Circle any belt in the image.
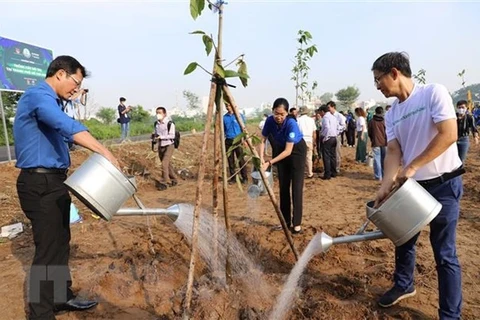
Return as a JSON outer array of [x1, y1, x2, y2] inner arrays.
[[22, 168, 69, 174], [417, 166, 465, 187]]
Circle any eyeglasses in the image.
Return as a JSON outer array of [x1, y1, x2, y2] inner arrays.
[[67, 73, 82, 88], [374, 72, 389, 87]]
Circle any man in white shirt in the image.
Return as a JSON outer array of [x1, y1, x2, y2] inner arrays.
[[372, 52, 464, 319], [327, 101, 346, 172], [297, 106, 317, 178], [318, 105, 338, 180]]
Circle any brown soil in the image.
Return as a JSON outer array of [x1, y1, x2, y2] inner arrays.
[[0, 132, 479, 320]]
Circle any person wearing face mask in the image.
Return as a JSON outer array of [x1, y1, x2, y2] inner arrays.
[[456, 100, 479, 163], [153, 106, 178, 190], [259, 98, 306, 234]]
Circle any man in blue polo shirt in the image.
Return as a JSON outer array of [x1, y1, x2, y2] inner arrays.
[[223, 102, 248, 184], [14, 55, 119, 320]]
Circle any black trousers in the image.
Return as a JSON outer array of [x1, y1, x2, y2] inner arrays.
[[17, 171, 74, 320], [225, 138, 247, 181], [315, 130, 322, 159], [346, 128, 356, 146], [322, 137, 337, 178], [275, 139, 307, 228]]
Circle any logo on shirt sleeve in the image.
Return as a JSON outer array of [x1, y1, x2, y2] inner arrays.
[[289, 132, 296, 139]]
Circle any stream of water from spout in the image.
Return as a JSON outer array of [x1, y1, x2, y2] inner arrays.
[[269, 233, 324, 320], [173, 203, 273, 303]]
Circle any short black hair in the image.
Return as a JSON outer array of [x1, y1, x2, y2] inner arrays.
[[156, 106, 167, 114], [375, 106, 384, 115], [319, 105, 329, 113], [120, 97, 126, 102], [46, 55, 88, 78], [456, 100, 467, 107], [371, 52, 412, 78], [326, 101, 336, 108], [272, 98, 289, 113]]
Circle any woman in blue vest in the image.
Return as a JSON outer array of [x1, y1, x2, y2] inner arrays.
[[259, 98, 307, 234]]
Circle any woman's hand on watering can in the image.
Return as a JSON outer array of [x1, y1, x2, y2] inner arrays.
[[261, 160, 271, 172]]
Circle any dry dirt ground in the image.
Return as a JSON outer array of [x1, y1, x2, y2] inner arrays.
[[0, 132, 479, 320]]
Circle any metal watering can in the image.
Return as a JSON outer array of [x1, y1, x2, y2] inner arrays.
[[247, 168, 273, 199], [64, 153, 181, 222], [318, 178, 443, 252]]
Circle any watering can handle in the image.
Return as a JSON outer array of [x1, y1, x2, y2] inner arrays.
[[356, 220, 370, 234]]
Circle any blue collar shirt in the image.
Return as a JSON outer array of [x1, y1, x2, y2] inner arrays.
[[223, 112, 245, 139], [13, 81, 88, 169], [262, 116, 303, 149]]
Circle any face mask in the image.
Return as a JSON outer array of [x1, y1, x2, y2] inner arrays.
[[458, 108, 466, 115], [156, 114, 164, 121]]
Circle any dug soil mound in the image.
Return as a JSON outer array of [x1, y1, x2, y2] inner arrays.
[[0, 133, 479, 319]]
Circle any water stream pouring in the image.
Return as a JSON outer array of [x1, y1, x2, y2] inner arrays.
[[64, 153, 181, 221], [316, 178, 443, 252]]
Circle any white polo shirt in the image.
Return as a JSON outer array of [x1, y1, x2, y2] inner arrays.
[[333, 111, 346, 135], [386, 83, 462, 180], [297, 115, 316, 143]]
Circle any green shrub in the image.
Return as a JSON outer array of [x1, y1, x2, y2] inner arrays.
[[0, 122, 13, 146], [0, 115, 263, 146]]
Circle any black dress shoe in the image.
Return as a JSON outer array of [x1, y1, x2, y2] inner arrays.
[[321, 176, 331, 180], [54, 298, 98, 313], [291, 226, 303, 234], [155, 180, 168, 191]]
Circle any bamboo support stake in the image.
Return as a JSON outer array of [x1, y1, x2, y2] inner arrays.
[[215, 89, 233, 283], [212, 96, 221, 276], [182, 81, 217, 320], [222, 84, 299, 261]]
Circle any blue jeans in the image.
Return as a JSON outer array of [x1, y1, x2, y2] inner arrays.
[[456, 136, 469, 163], [393, 176, 463, 319], [372, 146, 386, 180], [120, 122, 130, 141]]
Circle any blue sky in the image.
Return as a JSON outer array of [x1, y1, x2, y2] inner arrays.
[[1, 0, 479, 112]]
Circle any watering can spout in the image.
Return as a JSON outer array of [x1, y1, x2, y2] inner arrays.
[[319, 232, 334, 252], [115, 204, 181, 222], [317, 230, 386, 253], [164, 204, 180, 221]]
